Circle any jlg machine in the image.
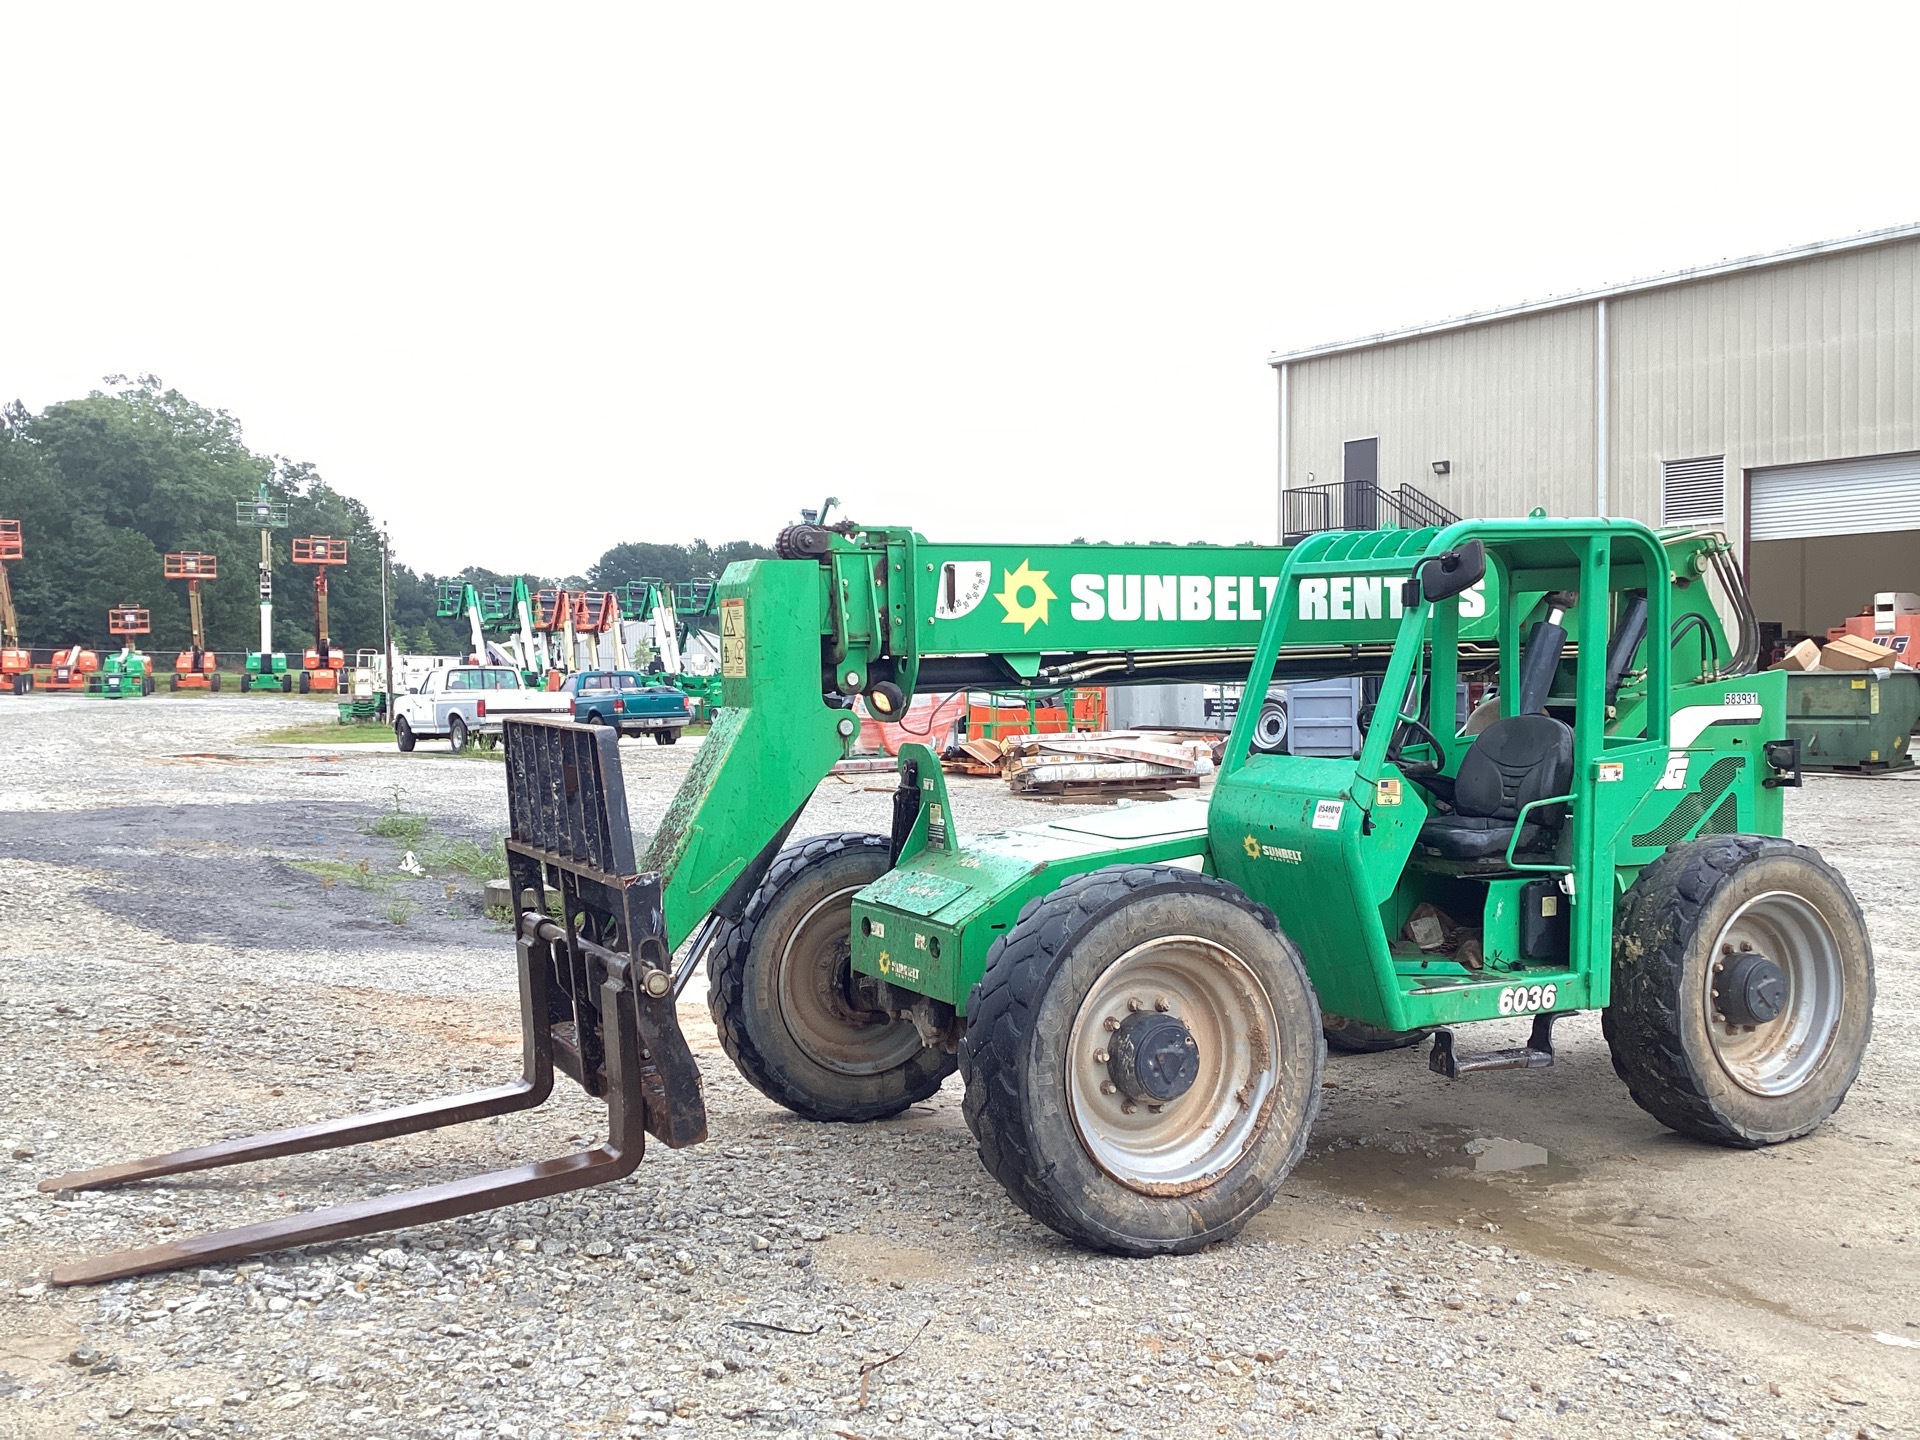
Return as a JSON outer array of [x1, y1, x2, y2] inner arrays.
[[0, 519, 29, 694], [98, 606, 154, 698], [236, 483, 292, 692], [290, 535, 348, 693], [164, 551, 221, 690], [43, 515, 1875, 1284]]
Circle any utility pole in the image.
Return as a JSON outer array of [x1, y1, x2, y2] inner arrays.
[[380, 529, 397, 715]]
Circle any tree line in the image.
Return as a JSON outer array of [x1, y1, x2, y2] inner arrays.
[[0, 377, 773, 657]]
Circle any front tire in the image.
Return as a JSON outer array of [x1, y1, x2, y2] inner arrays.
[[298, 671, 312, 694], [210, 672, 222, 692], [1604, 835, 1873, 1147], [961, 865, 1323, 1256], [395, 718, 416, 752], [448, 714, 470, 752], [708, 832, 955, 1122]]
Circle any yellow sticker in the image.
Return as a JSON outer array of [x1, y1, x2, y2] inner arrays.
[[1598, 761, 1624, 782], [1870, 682, 1880, 715], [1376, 778, 1403, 806], [720, 597, 748, 678], [1851, 678, 1867, 689]]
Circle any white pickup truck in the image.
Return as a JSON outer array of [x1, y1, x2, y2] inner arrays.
[[391, 665, 571, 752]]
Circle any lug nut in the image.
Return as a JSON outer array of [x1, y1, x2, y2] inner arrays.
[[1146, 1103, 1163, 1114], [1102, 1016, 1121, 1032], [1093, 1049, 1109, 1064], [1121, 1102, 1137, 1115], [1153, 995, 1169, 1013], [1126, 997, 1144, 1012], [1100, 1081, 1118, 1095]]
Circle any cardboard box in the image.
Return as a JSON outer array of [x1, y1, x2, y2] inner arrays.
[[1819, 633, 1899, 671], [1771, 638, 1823, 672]]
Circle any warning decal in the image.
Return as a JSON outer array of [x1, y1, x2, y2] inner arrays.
[[720, 598, 748, 677]]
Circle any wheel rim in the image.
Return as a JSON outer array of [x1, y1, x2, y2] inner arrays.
[[1704, 890, 1844, 1097], [1254, 702, 1287, 751], [776, 884, 922, 1076], [1065, 934, 1279, 1193]]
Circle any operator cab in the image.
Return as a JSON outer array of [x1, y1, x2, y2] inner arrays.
[[1404, 598, 1576, 868]]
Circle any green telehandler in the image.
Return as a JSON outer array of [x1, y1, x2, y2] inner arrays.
[[45, 513, 1872, 1282]]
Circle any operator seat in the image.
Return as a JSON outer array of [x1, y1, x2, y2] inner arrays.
[[1414, 714, 1573, 861]]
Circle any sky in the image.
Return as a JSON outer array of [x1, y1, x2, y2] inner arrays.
[[3, 2, 1917, 578]]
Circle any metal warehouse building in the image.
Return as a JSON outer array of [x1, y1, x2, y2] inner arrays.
[[1269, 222, 1920, 647]]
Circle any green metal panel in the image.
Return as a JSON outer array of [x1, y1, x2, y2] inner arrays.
[[642, 559, 850, 946], [848, 798, 1213, 1009]]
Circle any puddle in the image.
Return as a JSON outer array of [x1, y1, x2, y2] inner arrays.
[[1300, 1127, 1581, 1192]]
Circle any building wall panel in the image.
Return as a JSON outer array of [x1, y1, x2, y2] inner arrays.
[[1281, 236, 1920, 540], [1284, 306, 1595, 525], [1607, 241, 1919, 527]]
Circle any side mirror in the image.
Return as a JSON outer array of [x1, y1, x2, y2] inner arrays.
[[1403, 540, 1487, 606], [407, 686, 419, 695]]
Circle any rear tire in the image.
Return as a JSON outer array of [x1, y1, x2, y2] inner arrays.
[[169, 674, 180, 692], [395, 718, 416, 752], [448, 714, 470, 752], [298, 671, 312, 694], [961, 865, 1323, 1255], [708, 832, 955, 1122], [141, 674, 155, 696], [210, 672, 222, 692], [1604, 834, 1873, 1147], [280, 675, 292, 693], [241, 673, 252, 693], [655, 730, 678, 745], [1323, 1015, 1431, 1053]]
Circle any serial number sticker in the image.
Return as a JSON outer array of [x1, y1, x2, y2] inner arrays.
[[1724, 691, 1759, 706], [1498, 983, 1558, 1016], [1311, 799, 1344, 831], [1376, 778, 1403, 806], [1597, 761, 1623, 782]]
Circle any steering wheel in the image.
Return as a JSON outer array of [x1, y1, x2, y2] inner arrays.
[[1385, 712, 1444, 768]]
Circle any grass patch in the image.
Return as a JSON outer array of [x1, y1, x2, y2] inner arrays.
[[418, 834, 506, 878], [383, 901, 416, 926], [255, 721, 391, 745], [292, 858, 402, 896], [366, 811, 428, 842]]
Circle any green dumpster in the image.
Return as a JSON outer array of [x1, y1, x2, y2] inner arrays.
[[1785, 670, 1920, 773]]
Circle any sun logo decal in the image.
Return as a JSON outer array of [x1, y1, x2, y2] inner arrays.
[[995, 560, 1056, 632], [1243, 834, 1261, 859]]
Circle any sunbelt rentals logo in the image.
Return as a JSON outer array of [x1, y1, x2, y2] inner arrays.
[[996, 560, 1056, 632]]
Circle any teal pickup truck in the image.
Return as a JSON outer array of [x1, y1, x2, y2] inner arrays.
[[561, 670, 693, 743]]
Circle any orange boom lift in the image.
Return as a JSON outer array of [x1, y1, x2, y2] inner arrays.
[[164, 552, 221, 690], [0, 519, 30, 694], [291, 536, 348, 693]]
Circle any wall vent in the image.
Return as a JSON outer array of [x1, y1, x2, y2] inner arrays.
[[1662, 455, 1726, 524]]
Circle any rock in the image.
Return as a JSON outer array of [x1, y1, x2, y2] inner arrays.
[[65, 1346, 101, 1367], [1497, 1406, 1518, 1422]]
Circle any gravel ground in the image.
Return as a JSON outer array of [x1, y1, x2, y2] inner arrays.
[[0, 693, 1914, 1440]]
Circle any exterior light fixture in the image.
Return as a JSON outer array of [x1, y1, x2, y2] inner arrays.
[[1431, 460, 1451, 476]]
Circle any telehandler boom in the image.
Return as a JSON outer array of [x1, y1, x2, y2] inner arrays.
[[47, 513, 1872, 1281]]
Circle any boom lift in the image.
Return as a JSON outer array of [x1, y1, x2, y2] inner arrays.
[[0, 519, 29, 694], [573, 591, 625, 671], [291, 536, 348, 693], [46, 515, 1874, 1284], [236, 484, 292, 692], [98, 607, 154, 698], [533, 587, 576, 680], [164, 552, 221, 691], [436, 577, 541, 680]]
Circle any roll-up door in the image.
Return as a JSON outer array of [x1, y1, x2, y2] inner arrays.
[[1749, 451, 1920, 541]]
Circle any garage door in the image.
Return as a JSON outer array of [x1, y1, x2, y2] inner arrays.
[[1749, 451, 1920, 541]]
